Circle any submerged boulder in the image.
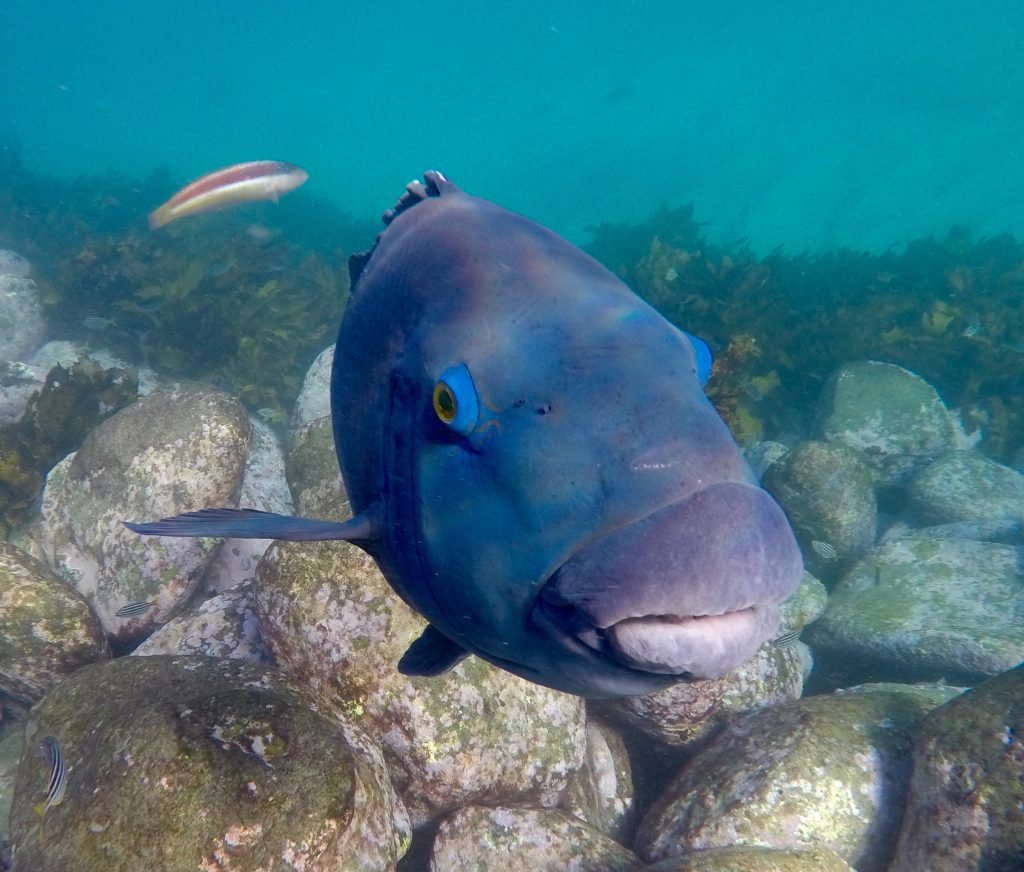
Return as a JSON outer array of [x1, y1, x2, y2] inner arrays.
[[817, 360, 957, 487], [890, 664, 1024, 871], [37, 383, 250, 644], [0, 541, 107, 702], [635, 685, 960, 871], [255, 538, 586, 825], [762, 441, 876, 581], [907, 450, 1024, 525], [807, 537, 1024, 681], [8, 656, 410, 871], [430, 805, 639, 872]]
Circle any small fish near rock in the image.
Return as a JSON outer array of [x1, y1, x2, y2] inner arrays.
[[127, 172, 803, 697]]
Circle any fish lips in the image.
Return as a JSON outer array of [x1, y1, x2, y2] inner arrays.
[[537, 481, 803, 680]]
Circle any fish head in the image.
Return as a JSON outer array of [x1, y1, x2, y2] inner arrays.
[[336, 174, 803, 697]]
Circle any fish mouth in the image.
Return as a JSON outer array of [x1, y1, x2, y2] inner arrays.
[[537, 481, 802, 679]]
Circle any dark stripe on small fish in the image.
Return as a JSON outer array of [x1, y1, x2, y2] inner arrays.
[[770, 627, 802, 648], [38, 736, 67, 814], [165, 161, 298, 205], [810, 539, 839, 560], [115, 600, 154, 618]]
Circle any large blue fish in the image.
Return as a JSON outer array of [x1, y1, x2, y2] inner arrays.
[[127, 172, 802, 697]]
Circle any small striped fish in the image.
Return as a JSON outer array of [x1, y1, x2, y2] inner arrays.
[[115, 600, 154, 618], [33, 736, 67, 817], [770, 627, 803, 648], [148, 161, 308, 229], [811, 539, 839, 560]]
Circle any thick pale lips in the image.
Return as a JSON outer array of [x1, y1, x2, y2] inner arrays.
[[541, 481, 802, 679]]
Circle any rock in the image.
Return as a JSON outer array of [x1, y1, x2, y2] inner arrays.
[[763, 441, 876, 581], [559, 719, 634, 843], [641, 845, 855, 871], [0, 360, 47, 426], [806, 537, 1024, 681], [0, 541, 108, 702], [890, 664, 1024, 870], [0, 250, 31, 279], [0, 274, 45, 363], [817, 360, 957, 487], [202, 416, 294, 595], [430, 805, 639, 871], [255, 539, 586, 824], [8, 656, 411, 871], [37, 383, 250, 643], [290, 345, 333, 431], [0, 719, 26, 862], [907, 450, 1024, 525], [744, 441, 790, 481], [131, 579, 269, 662], [635, 686, 956, 871], [597, 573, 825, 747], [285, 415, 348, 518]]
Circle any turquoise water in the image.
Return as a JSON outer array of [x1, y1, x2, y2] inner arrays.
[[4, 0, 1024, 252]]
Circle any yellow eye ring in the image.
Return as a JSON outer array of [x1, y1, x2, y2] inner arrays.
[[433, 381, 457, 423]]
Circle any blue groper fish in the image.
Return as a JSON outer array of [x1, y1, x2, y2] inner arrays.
[[127, 172, 803, 697]]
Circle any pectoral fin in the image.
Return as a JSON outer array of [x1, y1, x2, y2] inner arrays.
[[124, 506, 379, 544], [398, 625, 470, 676]]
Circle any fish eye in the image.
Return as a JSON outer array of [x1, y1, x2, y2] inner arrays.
[[432, 364, 479, 435]]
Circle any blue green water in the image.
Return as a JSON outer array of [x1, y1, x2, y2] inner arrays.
[[4, 0, 1024, 252]]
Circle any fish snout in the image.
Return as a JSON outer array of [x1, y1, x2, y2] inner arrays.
[[539, 481, 802, 679]]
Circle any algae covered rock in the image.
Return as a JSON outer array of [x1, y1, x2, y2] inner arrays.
[[907, 450, 1024, 525], [559, 718, 634, 843], [817, 360, 955, 487], [255, 538, 586, 824], [201, 415, 294, 595], [430, 805, 639, 871], [131, 578, 269, 662], [635, 686, 954, 871], [37, 382, 250, 642], [762, 441, 876, 580], [8, 656, 410, 871], [806, 537, 1024, 681], [642, 845, 855, 871], [0, 274, 45, 363], [285, 345, 347, 519], [0, 541, 107, 702], [890, 664, 1024, 871]]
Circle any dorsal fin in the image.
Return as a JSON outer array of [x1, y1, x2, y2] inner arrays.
[[348, 171, 458, 288]]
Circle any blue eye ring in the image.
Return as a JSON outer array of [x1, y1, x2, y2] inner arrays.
[[432, 363, 479, 435]]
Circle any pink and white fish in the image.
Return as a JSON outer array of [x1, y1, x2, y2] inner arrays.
[[147, 160, 308, 230]]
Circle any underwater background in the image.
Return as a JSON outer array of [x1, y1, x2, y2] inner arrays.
[[2, 2, 1024, 870]]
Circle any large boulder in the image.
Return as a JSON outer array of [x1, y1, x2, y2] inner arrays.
[[201, 415, 294, 595], [635, 685, 961, 871], [907, 450, 1024, 525], [0, 541, 107, 702], [763, 442, 877, 581], [0, 274, 45, 364], [131, 579, 269, 662], [37, 383, 250, 643], [8, 656, 411, 871], [806, 537, 1024, 681], [255, 538, 586, 824], [430, 805, 639, 871], [816, 361, 958, 487], [890, 664, 1024, 870]]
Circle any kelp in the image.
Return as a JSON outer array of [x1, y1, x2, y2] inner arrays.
[[0, 164, 364, 416], [0, 360, 137, 532], [586, 212, 1024, 460]]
